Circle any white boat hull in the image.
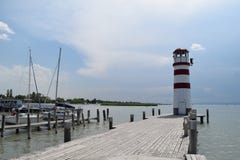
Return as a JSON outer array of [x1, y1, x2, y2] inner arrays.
[[5, 114, 41, 124]]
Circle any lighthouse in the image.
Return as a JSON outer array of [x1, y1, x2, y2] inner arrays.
[[173, 48, 193, 115]]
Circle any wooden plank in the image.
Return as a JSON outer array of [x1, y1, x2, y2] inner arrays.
[[17, 116, 191, 160], [185, 154, 207, 160]]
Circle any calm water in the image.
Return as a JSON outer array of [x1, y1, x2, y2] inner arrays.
[[0, 104, 240, 160]]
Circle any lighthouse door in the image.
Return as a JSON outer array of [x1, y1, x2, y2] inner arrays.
[[179, 101, 186, 115]]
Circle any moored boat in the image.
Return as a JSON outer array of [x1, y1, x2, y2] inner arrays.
[[5, 113, 42, 125]]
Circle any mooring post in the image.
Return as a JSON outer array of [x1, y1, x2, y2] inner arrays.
[[1, 115, 5, 137], [87, 110, 90, 123], [79, 109, 83, 123], [152, 108, 155, 116], [77, 109, 80, 125], [189, 110, 197, 120], [64, 122, 71, 143], [48, 112, 51, 130], [143, 111, 146, 120], [158, 109, 161, 116], [107, 108, 109, 119], [27, 113, 31, 139], [82, 112, 85, 127], [103, 110, 106, 121], [55, 116, 58, 134], [188, 119, 197, 154], [36, 113, 41, 131], [200, 116, 204, 124], [130, 114, 134, 122], [16, 110, 19, 133], [63, 111, 66, 123], [183, 116, 189, 137], [206, 109, 209, 124], [72, 114, 75, 130], [109, 117, 113, 129], [97, 109, 100, 123]]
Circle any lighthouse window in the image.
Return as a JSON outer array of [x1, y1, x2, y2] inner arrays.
[[177, 54, 180, 57]]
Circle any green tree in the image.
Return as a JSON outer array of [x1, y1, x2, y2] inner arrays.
[[0, 94, 6, 98], [15, 95, 26, 100], [9, 89, 13, 98], [6, 89, 10, 97]]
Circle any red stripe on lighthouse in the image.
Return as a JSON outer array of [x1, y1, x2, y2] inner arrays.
[[174, 83, 191, 89], [173, 62, 190, 66], [174, 69, 189, 75]]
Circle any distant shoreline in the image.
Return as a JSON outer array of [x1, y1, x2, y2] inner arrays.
[[100, 102, 160, 106]]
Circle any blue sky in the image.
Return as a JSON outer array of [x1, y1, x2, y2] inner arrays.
[[0, 0, 240, 103]]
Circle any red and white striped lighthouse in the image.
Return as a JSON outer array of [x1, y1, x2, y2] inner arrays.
[[173, 48, 193, 115]]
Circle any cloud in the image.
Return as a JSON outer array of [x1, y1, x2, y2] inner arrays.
[[0, 33, 9, 40], [9, 0, 217, 77], [0, 64, 61, 98], [0, 21, 14, 40], [190, 43, 206, 51]]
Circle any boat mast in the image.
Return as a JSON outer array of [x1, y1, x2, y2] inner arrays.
[[30, 52, 42, 111], [55, 48, 61, 102], [54, 48, 61, 120], [28, 49, 32, 114]]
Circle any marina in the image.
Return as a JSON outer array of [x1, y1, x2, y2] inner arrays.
[[0, 48, 236, 160], [1, 104, 240, 160]]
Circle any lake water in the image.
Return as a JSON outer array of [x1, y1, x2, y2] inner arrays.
[[0, 104, 239, 160]]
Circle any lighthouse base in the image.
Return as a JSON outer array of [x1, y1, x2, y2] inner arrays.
[[173, 108, 192, 115], [173, 108, 179, 115]]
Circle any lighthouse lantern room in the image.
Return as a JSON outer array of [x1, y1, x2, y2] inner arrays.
[[173, 48, 193, 115]]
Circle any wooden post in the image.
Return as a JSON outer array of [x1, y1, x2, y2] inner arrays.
[[152, 108, 155, 116], [72, 114, 75, 130], [206, 109, 209, 124], [143, 111, 146, 120], [130, 114, 134, 122], [16, 110, 19, 133], [77, 109, 80, 125], [55, 116, 58, 134], [158, 109, 161, 116], [183, 116, 189, 137], [200, 116, 204, 124], [107, 108, 109, 119], [48, 112, 51, 130], [63, 111, 66, 123], [188, 119, 197, 154], [109, 117, 113, 129], [1, 115, 5, 137], [103, 110, 106, 121], [87, 110, 90, 123], [82, 112, 85, 127], [97, 109, 100, 123], [37, 113, 40, 131], [189, 110, 197, 120], [64, 122, 71, 143], [27, 113, 31, 139]]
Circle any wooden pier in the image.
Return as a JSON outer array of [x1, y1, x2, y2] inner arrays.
[[15, 115, 206, 160]]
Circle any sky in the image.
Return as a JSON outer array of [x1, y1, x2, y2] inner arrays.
[[0, 0, 240, 104]]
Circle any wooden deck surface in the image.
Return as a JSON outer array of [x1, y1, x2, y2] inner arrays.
[[16, 115, 189, 160]]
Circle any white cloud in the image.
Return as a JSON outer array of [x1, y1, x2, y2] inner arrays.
[[0, 21, 14, 34], [0, 64, 60, 98], [0, 21, 14, 40], [10, 0, 217, 77], [0, 33, 9, 40], [190, 43, 206, 51]]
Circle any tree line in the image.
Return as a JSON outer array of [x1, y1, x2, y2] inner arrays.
[[0, 89, 159, 106], [0, 89, 101, 104]]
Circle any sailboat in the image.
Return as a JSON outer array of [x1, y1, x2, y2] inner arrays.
[[5, 49, 43, 124], [42, 48, 76, 121]]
